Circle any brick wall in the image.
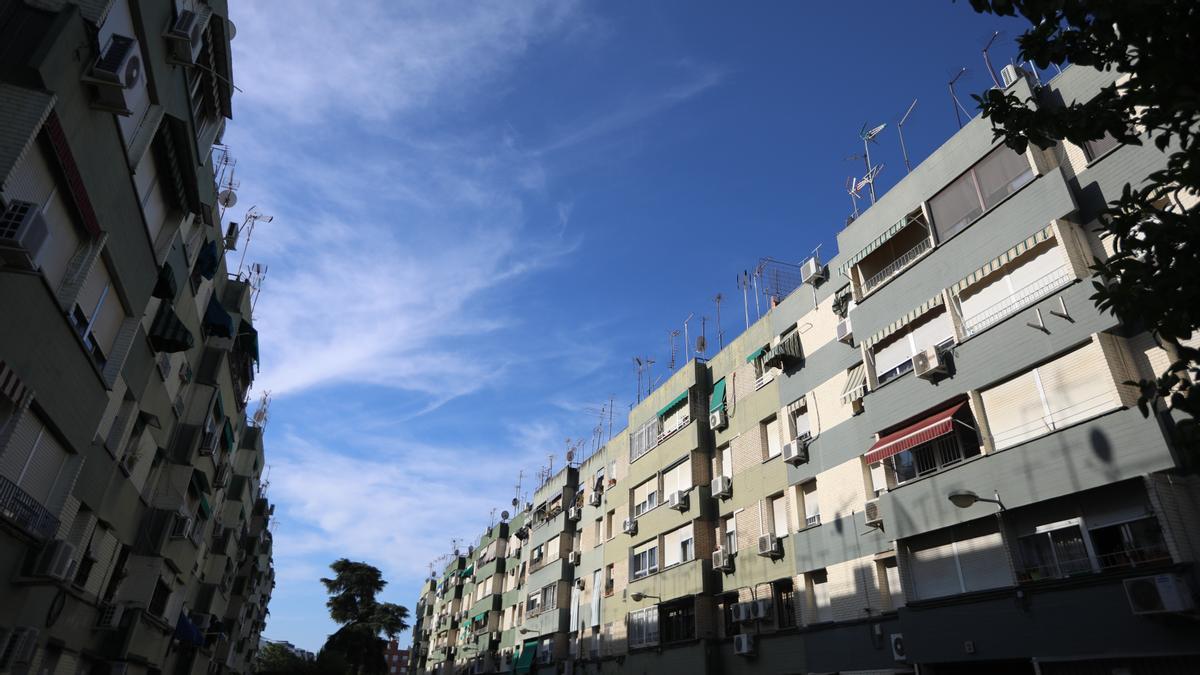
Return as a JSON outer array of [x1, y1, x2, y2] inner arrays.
[[816, 458, 869, 522]]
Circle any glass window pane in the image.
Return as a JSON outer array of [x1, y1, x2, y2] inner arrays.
[[930, 171, 983, 240], [975, 146, 1035, 209]]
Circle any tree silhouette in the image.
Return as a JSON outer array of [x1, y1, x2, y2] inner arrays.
[[319, 559, 410, 674]]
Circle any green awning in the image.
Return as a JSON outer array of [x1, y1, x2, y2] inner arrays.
[[514, 640, 539, 673], [190, 468, 212, 495], [237, 320, 260, 364], [198, 495, 212, 519], [152, 262, 178, 300], [865, 293, 945, 348], [841, 363, 868, 404], [950, 224, 1056, 296], [709, 379, 726, 413], [746, 346, 766, 363], [222, 419, 235, 452], [656, 390, 688, 418], [462, 565, 474, 577], [838, 211, 926, 278], [473, 612, 487, 622], [148, 302, 194, 353]]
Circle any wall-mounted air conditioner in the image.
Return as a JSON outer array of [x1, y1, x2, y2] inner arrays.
[[782, 433, 812, 466], [836, 318, 853, 344], [87, 35, 142, 114], [709, 408, 728, 431], [734, 633, 755, 655], [165, 9, 206, 65], [757, 534, 781, 559], [800, 257, 827, 285], [567, 506, 581, 522], [622, 518, 637, 536], [913, 346, 949, 380], [667, 491, 689, 512], [588, 491, 603, 507], [1124, 574, 1195, 614], [712, 549, 734, 573], [711, 475, 732, 499], [864, 498, 883, 528], [731, 603, 753, 623], [0, 200, 50, 270], [33, 540, 77, 581]]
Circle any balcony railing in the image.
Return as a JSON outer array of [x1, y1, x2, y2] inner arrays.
[[862, 237, 932, 295], [0, 473, 58, 540], [961, 264, 1072, 336], [1015, 544, 1172, 582]]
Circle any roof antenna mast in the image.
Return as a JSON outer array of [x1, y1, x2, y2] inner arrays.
[[948, 67, 971, 129], [897, 98, 918, 173], [859, 122, 887, 204], [713, 293, 725, 349], [982, 31, 1002, 88]]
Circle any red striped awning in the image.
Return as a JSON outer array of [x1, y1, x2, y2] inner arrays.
[[0, 361, 30, 405], [865, 402, 967, 464]]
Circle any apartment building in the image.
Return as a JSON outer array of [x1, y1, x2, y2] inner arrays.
[[0, 1, 274, 673], [412, 63, 1200, 675]]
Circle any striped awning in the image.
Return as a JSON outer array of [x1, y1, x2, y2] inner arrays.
[[838, 212, 925, 277], [865, 294, 945, 349], [149, 303, 195, 353], [0, 84, 55, 192], [840, 363, 867, 404], [709, 378, 727, 413], [656, 390, 688, 418], [865, 402, 967, 464], [950, 225, 1056, 296], [0, 361, 30, 406]]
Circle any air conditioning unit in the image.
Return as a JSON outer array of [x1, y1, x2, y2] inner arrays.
[[836, 318, 853, 344], [709, 408, 728, 431], [1124, 574, 1195, 614], [33, 539, 77, 581], [912, 346, 949, 380], [751, 598, 773, 619], [0, 200, 50, 270], [170, 514, 194, 539], [864, 498, 883, 528], [165, 9, 206, 65], [568, 551, 581, 566], [667, 490, 689, 512], [622, 518, 637, 536], [757, 534, 781, 559], [711, 475, 732, 499], [567, 506, 581, 522], [712, 549, 734, 573], [890, 633, 906, 662], [782, 433, 812, 466], [800, 257, 827, 285], [215, 465, 231, 489], [1000, 63, 1023, 89], [95, 603, 125, 630], [588, 491, 602, 507], [575, 577, 585, 590], [88, 35, 142, 114], [730, 602, 753, 623], [733, 633, 755, 655], [851, 397, 865, 416]]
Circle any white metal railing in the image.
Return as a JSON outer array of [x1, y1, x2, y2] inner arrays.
[[887, 434, 971, 485], [862, 237, 932, 294], [989, 391, 1119, 449], [961, 264, 1072, 336]]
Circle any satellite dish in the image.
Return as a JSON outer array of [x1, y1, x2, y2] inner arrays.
[[227, 19, 237, 40], [696, 335, 707, 353], [501, 510, 510, 521], [511, 498, 519, 507], [566, 449, 575, 462], [218, 190, 238, 208]]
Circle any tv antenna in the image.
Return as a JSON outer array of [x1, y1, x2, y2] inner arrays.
[[248, 262, 268, 311], [696, 316, 707, 355], [982, 31, 1002, 88], [251, 390, 272, 429], [736, 271, 751, 329], [845, 176, 861, 219], [713, 293, 725, 349], [859, 122, 887, 204], [683, 313, 694, 362], [948, 67, 971, 129], [235, 207, 274, 277], [897, 99, 919, 173], [633, 356, 655, 402], [667, 329, 680, 370]]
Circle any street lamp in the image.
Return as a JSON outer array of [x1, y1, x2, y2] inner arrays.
[[947, 490, 1005, 511], [630, 592, 661, 602]]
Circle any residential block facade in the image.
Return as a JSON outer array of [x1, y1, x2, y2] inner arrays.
[[412, 63, 1200, 675], [0, 1, 274, 673]]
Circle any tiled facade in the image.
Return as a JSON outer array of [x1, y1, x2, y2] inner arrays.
[[411, 65, 1200, 674], [0, 1, 273, 673]]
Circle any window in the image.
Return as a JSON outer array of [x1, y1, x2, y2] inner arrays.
[[661, 460, 691, 497], [663, 524, 694, 568], [593, 519, 602, 548], [526, 590, 541, 615], [149, 578, 172, 618], [886, 427, 980, 486], [1084, 132, 1120, 161], [722, 516, 738, 553], [629, 417, 660, 462], [872, 309, 955, 385], [790, 402, 811, 440], [774, 579, 797, 628], [769, 494, 789, 536], [628, 607, 659, 648], [1, 408, 75, 516], [661, 600, 695, 643], [541, 583, 558, 611], [801, 481, 820, 528], [659, 394, 691, 439], [632, 478, 658, 517], [719, 444, 732, 478], [752, 346, 770, 381], [604, 563, 615, 595], [954, 239, 1068, 336], [632, 540, 658, 580], [605, 510, 615, 540], [70, 261, 123, 367], [1016, 518, 1094, 581], [930, 145, 1034, 240], [807, 570, 832, 623], [1089, 517, 1169, 571], [905, 520, 1011, 600], [982, 338, 1125, 450], [762, 416, 781, 459], [545, 535, 560, 563]]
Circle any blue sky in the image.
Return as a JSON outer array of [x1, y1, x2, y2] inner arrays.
[[223, 1, 1033, 651]]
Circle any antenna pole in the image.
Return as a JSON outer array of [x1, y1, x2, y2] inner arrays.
[[739, 272, 750, 330], [683, 313, 692, 362], [948, 68, 970, 129], [982, 31, 1002, 88], [898, 98, 918, 173], [862, 134, 876, 205], [751, 271, 761, 319], [714, 293, 725, 348]]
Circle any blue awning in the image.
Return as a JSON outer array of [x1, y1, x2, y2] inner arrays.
[[174, 611, 205, 647], [203, 296, 234, 338], [195, 240, 219, 280]]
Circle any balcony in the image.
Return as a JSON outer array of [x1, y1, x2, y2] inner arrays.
[[0, 473, 58, 540], [959, 263, 1073, 337], [862, 236, 932, 295]]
